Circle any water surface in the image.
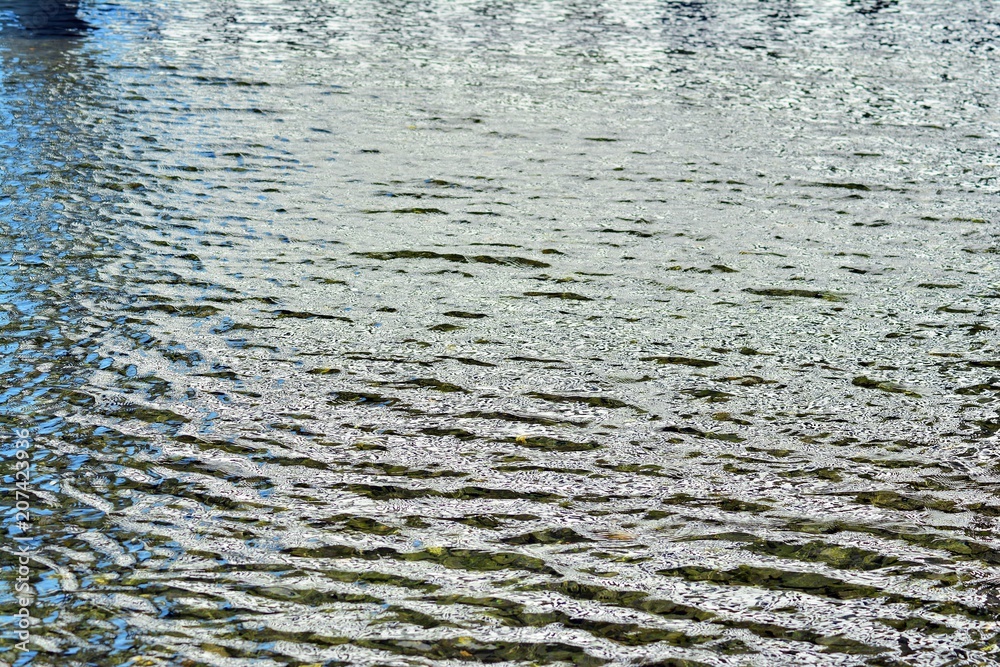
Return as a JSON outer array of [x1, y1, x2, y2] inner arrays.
[[1, 1, 999, 665]]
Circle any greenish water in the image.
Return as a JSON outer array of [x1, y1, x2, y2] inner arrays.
[[0, 1, 998, 665]]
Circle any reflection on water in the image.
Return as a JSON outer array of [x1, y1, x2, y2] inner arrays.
[[0, 1, 998, 665]]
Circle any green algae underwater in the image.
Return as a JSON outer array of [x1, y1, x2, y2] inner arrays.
[[0, 0, 999, 665]]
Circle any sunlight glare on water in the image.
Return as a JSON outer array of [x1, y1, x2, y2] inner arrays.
[[0, 1, 998, 665]]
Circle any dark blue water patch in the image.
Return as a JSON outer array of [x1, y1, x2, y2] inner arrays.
[[0, 0, 89, 37]]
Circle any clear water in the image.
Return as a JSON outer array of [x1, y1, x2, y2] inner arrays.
[[1, 1, 998, 665]]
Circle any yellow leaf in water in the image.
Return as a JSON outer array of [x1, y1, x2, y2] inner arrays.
[[602, 532, 635, 541]]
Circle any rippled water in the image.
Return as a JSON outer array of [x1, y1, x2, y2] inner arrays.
[[1, 1, 999, 665]]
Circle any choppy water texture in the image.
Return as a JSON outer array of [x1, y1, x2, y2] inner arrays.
[[0, 1, 999, 665]]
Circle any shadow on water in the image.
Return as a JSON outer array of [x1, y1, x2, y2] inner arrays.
[[0, 0, 88, 37]]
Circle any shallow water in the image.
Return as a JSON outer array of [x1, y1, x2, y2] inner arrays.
[[0, 1, 998, 665]]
